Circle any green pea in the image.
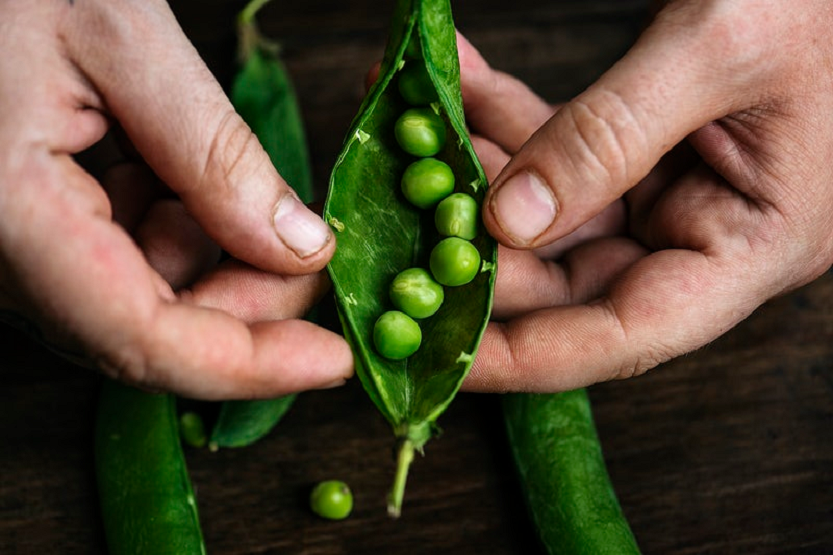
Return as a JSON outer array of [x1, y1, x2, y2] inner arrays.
[[404, 35, 422, 60], [401, 158, 455, 209], [429, 237, 481, 287], [310, 480, 354, 520], [178, 411, 207, 448], [398, 61, 438, 105], [434, 192, 479, 240], [389, 268, 445, 319], [394, 107, 446, 157], [373, 310, 422, 360]]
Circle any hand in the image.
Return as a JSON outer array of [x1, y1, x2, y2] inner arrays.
[[457, 1, 833, 392], [0, 0, 353, 399]]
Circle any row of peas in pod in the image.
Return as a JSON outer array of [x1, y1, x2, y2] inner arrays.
[[373, 59, 482, 361]]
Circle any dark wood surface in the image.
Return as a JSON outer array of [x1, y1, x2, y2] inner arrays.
[[3, 1, 833, 553]]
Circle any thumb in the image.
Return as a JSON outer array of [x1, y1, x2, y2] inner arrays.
[[64, 0, 333, 273], [482, 4, 748, 248]]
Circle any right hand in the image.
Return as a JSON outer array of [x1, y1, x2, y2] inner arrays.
[[454, 5, 833, 392]]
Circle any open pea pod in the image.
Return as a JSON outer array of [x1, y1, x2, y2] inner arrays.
[[324, 0, 496, 516]]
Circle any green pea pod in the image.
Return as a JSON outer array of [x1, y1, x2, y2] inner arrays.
[[230, 10, 313, 202], [503, 389, 641, 555], [324, 0, 497, 516], [95, 380, 206, 555], [209, 396, 296, 449], [210, 3, 314, 449]]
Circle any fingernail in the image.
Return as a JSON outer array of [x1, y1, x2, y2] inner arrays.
[[273, 195, 332, 258], [490, 171, 556, 244]]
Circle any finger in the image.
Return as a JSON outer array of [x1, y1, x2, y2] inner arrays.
[[128, 306, 352, 399], [63, 0, 334, 274], [531, 201, 626, 261], [470, 135, 510, 182], [134, 199, 222, 290], [472, 133, 627, 262], [465, 246, 757, 393], [101, 162, 167, 232], [365, 61, 382, 91], [624, 142, 698, 247], [184, 259, 329, 324], [492, 237, 647, 320], [457, 33, 555, 154], [481, 3, 764, 249]]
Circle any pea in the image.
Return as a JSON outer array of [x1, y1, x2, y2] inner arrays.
[[373, 310, 422, 360], [394, 107, 446, 157], [310, 480, 354, 520], [434, 192, 479, 240], [404, 35, 422, 60], [400, 158, 455, 209], [389, 267, 445, 319], [398, 61, 438, 105], [429, 237, 481, 287], [178, 411, 207, 448]]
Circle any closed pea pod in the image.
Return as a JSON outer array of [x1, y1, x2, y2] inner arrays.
[[95, 380, 206, 555], [503, 390, 641, 555], [210, 0, 315, 449], [324, 0, 496, 516]]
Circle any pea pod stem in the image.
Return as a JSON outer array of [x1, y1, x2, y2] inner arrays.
[[239, 0, 271, 26], [387, 438, 416, 518]]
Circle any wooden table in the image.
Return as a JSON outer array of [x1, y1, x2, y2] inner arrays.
[[2, 1, 832, 553]]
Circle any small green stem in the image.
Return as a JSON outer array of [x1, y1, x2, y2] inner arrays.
[[239, 0, 272, 25], [387, 439, 415, 518], [236, 0, 280, 62]]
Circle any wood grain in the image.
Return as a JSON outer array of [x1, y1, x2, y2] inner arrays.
[[2, 0, 832, 553]]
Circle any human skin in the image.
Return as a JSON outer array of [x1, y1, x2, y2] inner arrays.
[[0, 0, 353, 399], [457, 1, 833, 392]]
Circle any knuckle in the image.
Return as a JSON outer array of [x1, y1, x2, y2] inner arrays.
[[200, 110, 266, 197], [660, 1, 774, 78], [95, 345, 152, 389], [612, 350, 666, 382], [596, 298, 669, 382], [561, 90, 646, 190]]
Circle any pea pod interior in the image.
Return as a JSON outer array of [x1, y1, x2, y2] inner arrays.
[[324, 0, 496, 512]]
